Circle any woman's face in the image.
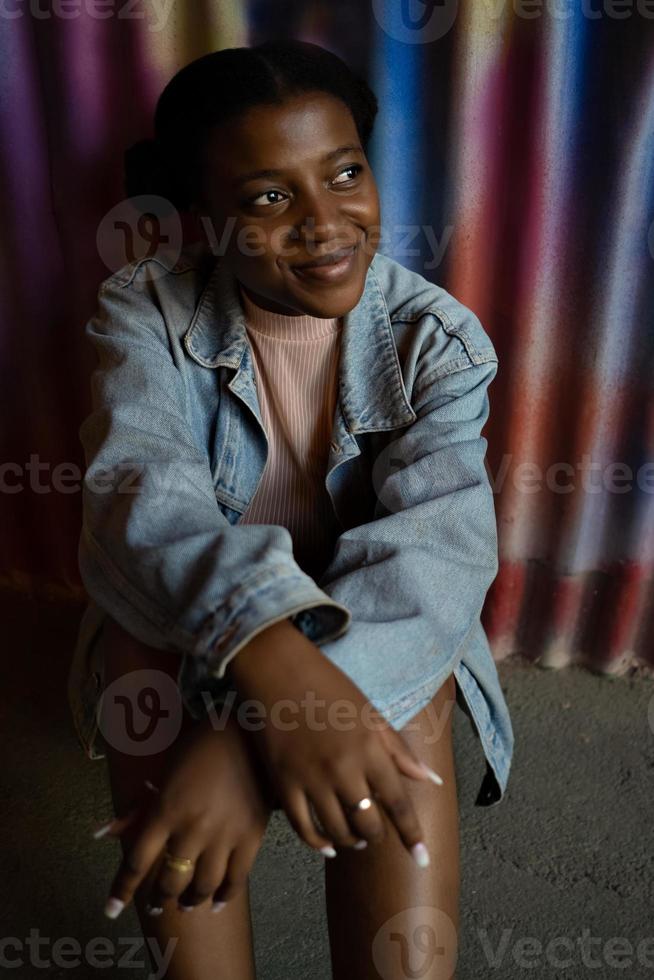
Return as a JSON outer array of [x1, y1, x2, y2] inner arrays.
[[191, 91, 381, 318]]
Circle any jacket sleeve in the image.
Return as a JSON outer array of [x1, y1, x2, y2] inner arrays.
[[311, 346, 499, 718], [77, 266, 351, 712]]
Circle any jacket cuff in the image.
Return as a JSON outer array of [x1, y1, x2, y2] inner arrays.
[[177, 600, 352, 721], [194, 565, 351, 684]]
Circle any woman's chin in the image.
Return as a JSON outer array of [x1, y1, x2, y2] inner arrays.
[[281, 260, 370, 317]]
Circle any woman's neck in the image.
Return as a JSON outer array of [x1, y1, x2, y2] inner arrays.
[[238, 284, 341, 341]]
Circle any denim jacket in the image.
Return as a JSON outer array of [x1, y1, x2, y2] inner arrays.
[[69, 242, 514, 807]]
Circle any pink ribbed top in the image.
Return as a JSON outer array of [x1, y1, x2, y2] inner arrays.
[[237, 284, 344, 580]]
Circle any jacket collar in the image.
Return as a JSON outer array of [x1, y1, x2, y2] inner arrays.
[[183, 252, 416, 434]]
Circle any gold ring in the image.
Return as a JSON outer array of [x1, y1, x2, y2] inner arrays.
[[163, 850, 195, 874]]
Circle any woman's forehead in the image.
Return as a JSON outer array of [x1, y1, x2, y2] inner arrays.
[[203, 93, 360, 174]]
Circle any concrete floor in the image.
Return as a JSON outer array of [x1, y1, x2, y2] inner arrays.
[[2, 595, 654, 979]]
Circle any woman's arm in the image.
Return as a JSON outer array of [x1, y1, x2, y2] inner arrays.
[[309, 351, 500, 716], [223, 612, 441, 865], [79, 260, 350, 710], [97, 614, 289, 919]]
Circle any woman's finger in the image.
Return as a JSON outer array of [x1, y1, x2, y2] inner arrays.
[[91, 806, 140, 840], [365, 760, 429, 867], [145, 832, 204, 912], [210, 839, 257, 907], [380, 726, 445, 787], [177, 843, 230, 911], [331, 781, 387, 846], [104, 820, 170, 919], [278, 782, 337, 856], [91, 817, 121, 840], [306, 783, 374, 849], [92, 777, 162, 840]]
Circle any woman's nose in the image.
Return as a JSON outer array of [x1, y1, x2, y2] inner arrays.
[[297, 192, 345, 244]]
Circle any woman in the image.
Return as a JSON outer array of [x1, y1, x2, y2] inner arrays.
[[69, 39, 513, 979]]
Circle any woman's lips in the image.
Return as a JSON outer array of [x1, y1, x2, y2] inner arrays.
[[291, 245, 358, 283]]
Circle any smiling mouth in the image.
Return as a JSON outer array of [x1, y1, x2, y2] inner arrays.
[[292, 244, 358, 270], [290, 244, 359, 283]]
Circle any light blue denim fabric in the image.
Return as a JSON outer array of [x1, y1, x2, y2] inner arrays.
[[67, 242, 514, 808]]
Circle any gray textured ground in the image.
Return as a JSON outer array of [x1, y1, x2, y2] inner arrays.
[[2, 597, 653, 979]]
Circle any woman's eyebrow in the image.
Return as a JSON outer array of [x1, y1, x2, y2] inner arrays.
[[234, 143, 363, 186]]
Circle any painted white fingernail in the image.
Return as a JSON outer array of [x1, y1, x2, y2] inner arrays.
[[211, 901, 227, 913], [145, 903, 164, 916], [91, 819, 114, 840], [353, 840, 368, 850], [420, 762, 444, 786], [178, 904, 195, 912], [104, 897, 125, 919], [319, 845, 337, 858], [411, 842, 430, 868]]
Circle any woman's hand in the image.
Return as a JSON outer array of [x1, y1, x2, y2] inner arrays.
[[93, 709, 275, 919], [227, 619, 443, 868]]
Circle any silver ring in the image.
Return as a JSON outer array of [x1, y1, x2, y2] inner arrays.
[[347, 796, 373, 813]]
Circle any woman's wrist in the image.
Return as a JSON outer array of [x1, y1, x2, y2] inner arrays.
[[225, 616, 307, 692]]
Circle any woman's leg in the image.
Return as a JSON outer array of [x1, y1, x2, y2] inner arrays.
[[100, 616, 259, 980], [324, 673, 460, 980]]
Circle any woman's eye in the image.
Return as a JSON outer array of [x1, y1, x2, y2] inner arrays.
[[249, 189, 287, 207], [332, 164, 363, 185], [247, 164, 363, 207]]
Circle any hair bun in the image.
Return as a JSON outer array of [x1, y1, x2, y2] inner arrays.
[[124, 137, 174, 202]]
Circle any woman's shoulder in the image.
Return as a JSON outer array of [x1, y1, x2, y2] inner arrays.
[[368, 252, 497, 366], [96, 240, 216, 297], [87, 242, 218, 348]]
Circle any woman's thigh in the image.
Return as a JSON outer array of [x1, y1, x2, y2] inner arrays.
[[324, 673, 460, 980]]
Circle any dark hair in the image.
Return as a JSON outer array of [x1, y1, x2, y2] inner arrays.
[[124, 39, 378, 212]]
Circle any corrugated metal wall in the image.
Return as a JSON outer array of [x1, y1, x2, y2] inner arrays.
[[2, 1, 653, 675]]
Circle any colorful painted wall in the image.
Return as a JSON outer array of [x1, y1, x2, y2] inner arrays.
[[2, 0, 653, 673]]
